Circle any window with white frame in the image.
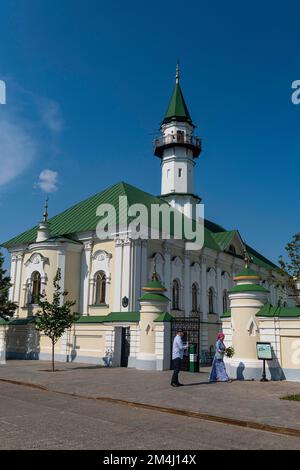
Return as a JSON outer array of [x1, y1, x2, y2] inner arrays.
[[94, 271, 106, 305], [192, 282, 199, 312], [30, 271, 41, 304], [208, 287, 214, 314], [172, 279, 180, 310]]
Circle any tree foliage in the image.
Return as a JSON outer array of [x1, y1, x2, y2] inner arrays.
[[0, 250, 17, 320], [34, 268, 79, 371], [279, 233, 300, 279]]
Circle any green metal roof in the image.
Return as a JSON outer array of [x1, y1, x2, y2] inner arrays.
[[1, 180, 280, 272], [256, 304, 300, 318], [75, 312, 140, 323], [229, 284, 269, 294], [245, 244, 277, 270], [163, 82, 192, 125], [2, 181, 220, 251], [154, 312, 173, 322], [211, 230, 238, 251], [220, 310, 231, 319], [221, 304, 300, 319], [204, 220, 278, 271]]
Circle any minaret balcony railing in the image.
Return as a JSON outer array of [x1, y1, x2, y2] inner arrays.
[[154, 133, 201, 158]]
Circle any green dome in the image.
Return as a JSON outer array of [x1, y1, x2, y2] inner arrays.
[[229, 284, 269, 294], [234, 267, 260, 280], [142, 279, 166, 292]]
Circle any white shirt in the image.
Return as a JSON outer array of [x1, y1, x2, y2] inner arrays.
[[172, 335, 187, 360]]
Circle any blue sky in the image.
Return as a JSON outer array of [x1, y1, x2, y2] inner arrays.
[[0, 0, 299, 269]]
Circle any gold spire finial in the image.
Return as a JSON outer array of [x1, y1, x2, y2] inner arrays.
[[43, 197, 49, 223], [176, 60, 180, 84], [152, 259, 159, 281], [243, 248, 253, 269]]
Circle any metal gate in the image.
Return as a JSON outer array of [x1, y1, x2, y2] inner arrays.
[[120, 327, 130, 367], [170, 317, 200, 371]]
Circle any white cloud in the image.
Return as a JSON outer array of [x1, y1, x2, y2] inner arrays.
[[36, 169, 58, 193], [0, 116, 36, 187], [37, 98, 64, 134], [0, 81, 64, 192]]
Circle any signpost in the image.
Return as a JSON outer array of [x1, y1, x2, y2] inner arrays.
[[256, 342, 272, 382]]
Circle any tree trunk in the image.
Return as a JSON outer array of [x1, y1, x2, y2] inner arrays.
[[52, 339, 55, 372]]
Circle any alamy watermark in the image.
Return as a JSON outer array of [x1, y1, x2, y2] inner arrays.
[[291, 339, 300, 365], [95, 196, 205, 251], [291, 80, 300, 104], [0, 80, 6, 104]]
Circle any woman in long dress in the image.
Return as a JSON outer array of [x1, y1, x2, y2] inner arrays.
[[209, 333, 230, 382]]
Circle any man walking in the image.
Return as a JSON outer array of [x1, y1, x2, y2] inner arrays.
[[171, 328, 188, 387]]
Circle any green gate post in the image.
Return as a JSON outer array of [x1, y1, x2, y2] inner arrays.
[[189, 343, 198, 372]]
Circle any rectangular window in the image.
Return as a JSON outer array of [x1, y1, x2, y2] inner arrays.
[[178, 168, 182, 177]]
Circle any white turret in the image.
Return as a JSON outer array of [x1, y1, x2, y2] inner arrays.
[[36, 198, 50, 242], [154, 63, 202, 219]]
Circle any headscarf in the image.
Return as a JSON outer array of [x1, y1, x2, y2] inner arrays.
[[217, 332, 225, 342]]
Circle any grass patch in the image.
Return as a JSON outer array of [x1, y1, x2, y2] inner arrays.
[[281, 394, 300, 401]]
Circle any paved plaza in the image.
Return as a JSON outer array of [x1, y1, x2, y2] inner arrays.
[[0, 360, 300, 450]]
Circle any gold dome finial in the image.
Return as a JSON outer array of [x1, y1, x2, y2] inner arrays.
[[152, 259, 159, 281], [243, 248, 253, 269], [176, 60, 180, 84], [43, 197, 49, 223]]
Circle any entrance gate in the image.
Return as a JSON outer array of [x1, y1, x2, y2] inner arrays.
[[170, 317, 200, 371], [120, 327, 130, 367]]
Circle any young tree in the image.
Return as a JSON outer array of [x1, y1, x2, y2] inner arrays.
[[34, 268, 79, 372], [0, 250, 17, 320], [279, 233, 300, 279], [279, 233, 300, 303]]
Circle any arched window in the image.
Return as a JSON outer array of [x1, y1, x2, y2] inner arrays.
[[172, 280, 180, 310], [208, 287, 214, 314], [223, 290, 228, 313], [94, 271, 106, 305], [228, 245, 236, 255], [192, 283, 198, 312], [31, 271, 41, 304]]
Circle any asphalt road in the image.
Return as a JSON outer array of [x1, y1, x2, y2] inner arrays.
[[0, 381, 299, 450]]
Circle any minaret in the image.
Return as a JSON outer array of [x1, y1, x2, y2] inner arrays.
[[154, 63, 202, 218], [36, 198, 50, 242]]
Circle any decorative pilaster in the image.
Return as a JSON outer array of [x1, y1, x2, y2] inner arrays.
[[122, 238, 131, 311], [184, 253, 190, 316], [15, 253, 24, 307], [9, 254, 17, 301], [80, 241, 92, 314], [132, 240, 142, 311], [113, 238, 123, 311], [200, 256, 207, 320], [163, 243, 171, 306], [57, 249, 66, 303], [0, 327, 7, 365], [216, 264, 222, 316], [141, 241, 148, 291]]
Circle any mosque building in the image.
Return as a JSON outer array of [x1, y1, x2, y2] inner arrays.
[[1, 66, 298, 379]]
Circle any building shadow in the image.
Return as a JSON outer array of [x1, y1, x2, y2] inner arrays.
[[236, 361, 245, 380], [268, 346, 286, 380]]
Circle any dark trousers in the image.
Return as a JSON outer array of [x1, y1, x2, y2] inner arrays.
[[171, 357, 182, 384]]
